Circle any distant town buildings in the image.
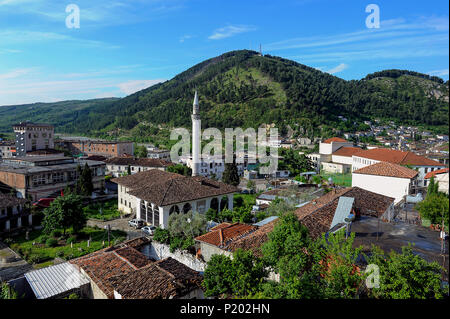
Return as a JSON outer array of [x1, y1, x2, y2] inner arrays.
[[55, 138, 134, 158], [104, 157, 173, 177], [0, 140, 16, 158], [13, 122, 54, 157], [0, 155, 105, 201]]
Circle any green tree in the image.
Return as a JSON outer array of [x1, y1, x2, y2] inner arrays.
[[42, 194, 86, 235], [203, 249, 267, 298], [167, 164, 192, 176], [134, 145, 148, 158], [366, 245, 448, 299], [76, 163, 93, 196], [416, 192, 449, 226], [167, 211, 207, 239], [222, 162, 240, 186], [315, 230, 365, 298]]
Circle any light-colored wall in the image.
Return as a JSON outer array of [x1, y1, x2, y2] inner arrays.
[[436, 173, 449, 194], [352, 173, 412, 204], [332, 154, 354, 166], [118, 185, 136, 215], [321, 162, 348, 174], [319, 141, 353, 155], [148, 242, 207, 272], [199, 242, 233, 263]]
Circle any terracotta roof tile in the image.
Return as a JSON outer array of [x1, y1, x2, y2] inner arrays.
[[323, 137, 348, 143], [0, 194, 28, 208], [354, 149, 445, 166], [332, 147, 362, 157], [108, 257, 203, 299], [425, 168, 449, 179], [70, 238, 153, 299], [353, 161, 418, 179], [195, 223, 258, 248], [113, 170, 239, 206]]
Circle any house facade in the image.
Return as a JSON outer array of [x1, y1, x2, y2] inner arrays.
[[112, 169, 239, 228], [352, 162, 419, 204], [351, 148, 446, 189], [0, 194, 30, 233]]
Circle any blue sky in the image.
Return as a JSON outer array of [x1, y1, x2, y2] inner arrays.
[[0, 0, 448, 105]]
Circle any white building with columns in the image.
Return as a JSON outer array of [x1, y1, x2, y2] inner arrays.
[[112, 169, 239, 229]]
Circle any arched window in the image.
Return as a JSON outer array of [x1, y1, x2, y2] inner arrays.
[[182, 203, 192, 214], [210, 198, 219, 211], [153, 205, 160, 227], [169, 205, 180, 215]]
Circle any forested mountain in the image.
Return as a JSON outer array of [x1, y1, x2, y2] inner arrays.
[[1, 50, 448, 138], [0, 98, 119, 133]]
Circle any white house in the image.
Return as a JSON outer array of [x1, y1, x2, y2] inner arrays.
[[112, 169, 239, 229], [311, 137, 359, 174], [352, 148, 445, 189], [352, 161, 419, 204], [425, 168, 449, 194], [105, 157, 173, 177]]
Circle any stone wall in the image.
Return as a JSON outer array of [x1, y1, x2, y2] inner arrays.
[[146, 242, 207, 273]]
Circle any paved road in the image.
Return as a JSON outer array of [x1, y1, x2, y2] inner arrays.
[[87, 217, 145, 240]]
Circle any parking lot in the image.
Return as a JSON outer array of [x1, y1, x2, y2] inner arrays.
[[87, 217, 146, 240]]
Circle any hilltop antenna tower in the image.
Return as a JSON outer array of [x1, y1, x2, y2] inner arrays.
[[259, 44, 262, 56]]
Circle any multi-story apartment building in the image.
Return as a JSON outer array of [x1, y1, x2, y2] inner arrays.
[[56, 138, 134, 158], [13, 122, 54, 156], [0, 141, 16, 159], [0, 156, 105, 201]]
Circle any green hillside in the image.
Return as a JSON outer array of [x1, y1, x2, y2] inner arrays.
[[1, 50, 448, 140], [0, 98, 119, 133]]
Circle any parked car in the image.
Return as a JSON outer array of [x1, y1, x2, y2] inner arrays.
[[128, 219, 144, 229], [32, 198, 56, 208], [141, 225, 156, 236]]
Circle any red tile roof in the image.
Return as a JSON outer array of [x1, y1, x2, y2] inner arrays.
[[70, 238, 152, 299], [332, 146, 362, 157], [108, 257, 203, 299], [323, 137, 348, 144], [354, 149, 445, 167], [226, 187, 395, 255], [113, 169, 239, 206], [105, 157, 173, 168], [425, 168, 449, 179], [353, 161, 418, 179], [195, 223, 258, 248]]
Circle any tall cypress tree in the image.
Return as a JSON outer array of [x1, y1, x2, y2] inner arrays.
[[222, 162, 240, 186]]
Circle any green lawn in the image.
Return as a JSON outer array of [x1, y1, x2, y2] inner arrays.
[[319, 173, 352, 187], [83, 199, 121, 221], [9, 227, 126, 264]]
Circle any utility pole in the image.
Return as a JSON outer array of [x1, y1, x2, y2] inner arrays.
[[107, 224, 111, 247]]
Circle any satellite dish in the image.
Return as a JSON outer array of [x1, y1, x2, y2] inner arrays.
[[344, 214, 355, 223]]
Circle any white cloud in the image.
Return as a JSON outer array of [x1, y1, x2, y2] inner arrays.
[[117, 79, 165, 95], [327, 63, 348, 74], [428, 69, 449, 77], [208, 25, 256, 40], [179, 35, 193, 43]]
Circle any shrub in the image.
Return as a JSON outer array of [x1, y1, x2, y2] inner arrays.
[[169, 236, 183, 253], [56, 251, 64, 257], [38, 235, 49, 244], [181, 237, 195, 251], [68, 293, 79, 299], [51, 230, 62, 238], [66, 237, 76, 244], [3, 238, 13, 245], [45, 238, 58, 248], [28, 254, 41, 264], [153, 228, 170, 244]]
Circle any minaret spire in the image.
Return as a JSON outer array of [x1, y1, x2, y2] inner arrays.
[[191, 90, 201, 176], [193, 90, 199, 114]]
